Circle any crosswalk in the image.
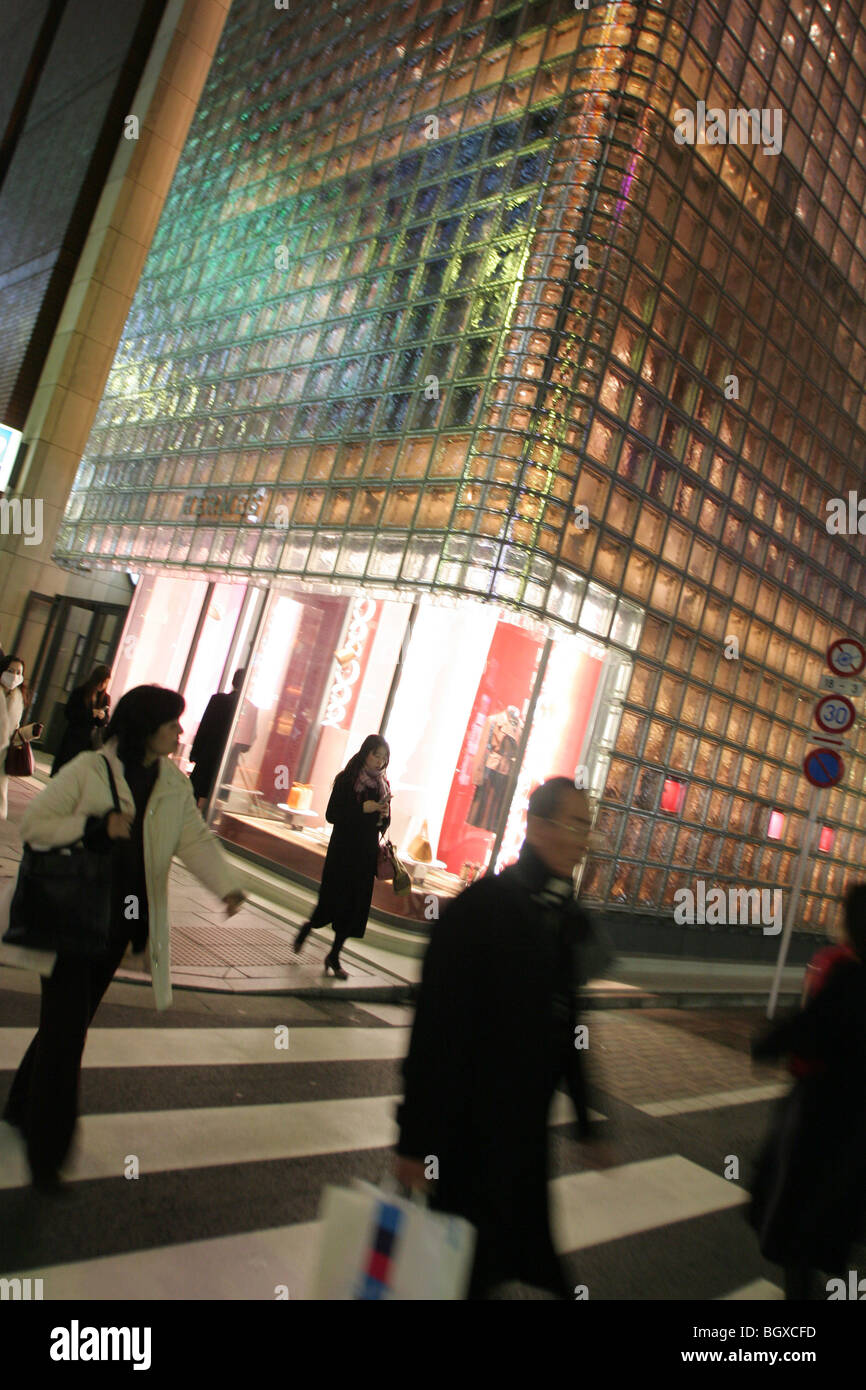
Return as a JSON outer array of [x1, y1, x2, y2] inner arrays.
[[0, 1012, 784, 1300]]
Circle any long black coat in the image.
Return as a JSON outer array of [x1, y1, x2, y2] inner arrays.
[[748, 957, 866, 1271], [309, 770, 389, 939], [51, 688, 109, 776], [189, 690, 238, 800], [396, 842, 611, 1298]]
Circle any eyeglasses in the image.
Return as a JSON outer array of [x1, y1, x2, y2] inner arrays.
[[545, 819, 592, 837]]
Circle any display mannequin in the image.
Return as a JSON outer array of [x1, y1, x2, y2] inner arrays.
[[466, 705, 522, 832]]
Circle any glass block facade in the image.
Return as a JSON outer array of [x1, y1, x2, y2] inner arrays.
[[55, 0, 866, 934]]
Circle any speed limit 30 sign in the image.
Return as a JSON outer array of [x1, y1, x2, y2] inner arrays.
[[814, 694, 856, 736]]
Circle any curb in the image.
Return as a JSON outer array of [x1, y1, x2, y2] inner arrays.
[[112, 969, 798, 1011]]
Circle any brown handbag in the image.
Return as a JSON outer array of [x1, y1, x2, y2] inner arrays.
[[5, 738, 34, 777]]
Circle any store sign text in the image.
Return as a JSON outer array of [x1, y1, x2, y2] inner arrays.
[[182, 489, 266, 521]]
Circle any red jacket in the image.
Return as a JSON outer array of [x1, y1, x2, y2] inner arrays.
[[789, 944, 857, 1077]]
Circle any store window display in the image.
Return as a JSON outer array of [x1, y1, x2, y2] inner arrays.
[[466, 706, 523, 832], [209, 589, 628, 924]]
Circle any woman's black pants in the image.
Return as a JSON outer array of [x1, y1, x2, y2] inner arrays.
[[2, 926, 132, 1182]]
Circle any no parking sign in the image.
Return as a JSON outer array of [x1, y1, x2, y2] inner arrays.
[[803, 746, 845, 789]]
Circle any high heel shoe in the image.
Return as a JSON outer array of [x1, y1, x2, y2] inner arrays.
[[323, 953, 348, 980], [293, 921, 313, 954]]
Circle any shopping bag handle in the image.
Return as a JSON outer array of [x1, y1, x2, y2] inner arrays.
[[378, 1173, 429, 1207]]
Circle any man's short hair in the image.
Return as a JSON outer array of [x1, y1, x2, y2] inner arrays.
[[527, 777, 583, 822]]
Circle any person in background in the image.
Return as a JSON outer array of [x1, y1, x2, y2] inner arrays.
[[788, 921, 859, 1080], [293, 734, 390, 978], [51, 665, 112, 776], [394, 777, 615, 1299], [188, 668, 248, 809], [1, 684, 245, 1194], [749, 883, 866, 1299], [0, 654, 43, 818]]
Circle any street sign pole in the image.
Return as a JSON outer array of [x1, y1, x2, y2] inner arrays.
[[767, 782, 820, 1019]]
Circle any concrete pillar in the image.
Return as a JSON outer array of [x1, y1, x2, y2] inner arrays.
[[0, 0, 231, 660]]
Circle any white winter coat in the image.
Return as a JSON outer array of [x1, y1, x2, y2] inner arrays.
[[3, 738, 242, 1009], [0, 686, 38, 819]]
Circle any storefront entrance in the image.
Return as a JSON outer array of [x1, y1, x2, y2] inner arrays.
[[11, 590, 130, 752]]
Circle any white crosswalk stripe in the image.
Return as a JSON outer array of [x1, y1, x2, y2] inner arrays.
[[550, 1155, 746, 1250], [720, 1279, 784, 1300], [637, 1083, 787, 1117], [0, 1026, 412, 1070], [0, 1087, 589, 1191]]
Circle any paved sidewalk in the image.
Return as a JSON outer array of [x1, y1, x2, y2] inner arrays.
[[0, 764, 805, 1009]]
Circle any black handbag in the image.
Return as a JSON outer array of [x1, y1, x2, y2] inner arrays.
[[2, 756, 121, 959]]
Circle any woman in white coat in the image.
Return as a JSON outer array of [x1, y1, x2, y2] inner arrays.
[[2, 684, 245, 1194], [0, 654, 43, 818]]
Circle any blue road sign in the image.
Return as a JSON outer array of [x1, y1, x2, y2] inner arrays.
[[803, 747, 844, 788]]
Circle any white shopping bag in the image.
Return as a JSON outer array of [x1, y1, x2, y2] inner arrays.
[[309, 1180, 475, 1300]]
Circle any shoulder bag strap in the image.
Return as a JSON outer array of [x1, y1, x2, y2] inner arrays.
[[101, 755, 121, 813]]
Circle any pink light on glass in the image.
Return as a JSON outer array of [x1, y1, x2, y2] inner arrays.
[[660, 778, 685, 813], [767, 810, 785, 840]]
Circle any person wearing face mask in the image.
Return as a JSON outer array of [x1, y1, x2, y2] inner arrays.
[[293, 733, 391, 978], [0, 684, 245, 1194], [0, 655, 44, 819]]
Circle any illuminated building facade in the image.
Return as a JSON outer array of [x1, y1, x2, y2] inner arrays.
[[53, 0, 866, 940]]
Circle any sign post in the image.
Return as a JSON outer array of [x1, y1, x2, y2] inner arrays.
[[766, 638, 865, 1018]]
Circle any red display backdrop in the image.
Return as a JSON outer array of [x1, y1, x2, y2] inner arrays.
[[437, 620, 545, 873], [541, 648, 602, 785], [257, 597, 348, 803]]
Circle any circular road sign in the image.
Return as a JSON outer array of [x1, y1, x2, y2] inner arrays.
[[803, 747, 845, 788], [827, 638, 866, 677], [814, 694, 856, 735]]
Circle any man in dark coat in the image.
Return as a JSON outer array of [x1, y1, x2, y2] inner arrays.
[[748, 883, 866, 1299], [394, 777, 614, 1299], [189, 669, 246, 806]]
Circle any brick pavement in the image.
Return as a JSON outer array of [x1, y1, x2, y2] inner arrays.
[[582, 1008, 787, 1108]]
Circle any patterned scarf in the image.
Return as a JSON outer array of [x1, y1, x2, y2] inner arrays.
[[354, 765, 390, 802]]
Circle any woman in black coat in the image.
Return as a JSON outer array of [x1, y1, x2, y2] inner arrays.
[[748, 882, 866, 1299], [51, 665, 111, 776], [293, 734, 391, 978]]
